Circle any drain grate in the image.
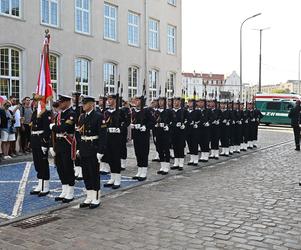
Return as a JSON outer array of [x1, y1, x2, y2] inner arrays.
[[12, 214, 60, 229]]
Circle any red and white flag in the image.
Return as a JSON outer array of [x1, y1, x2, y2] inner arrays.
[[36, 31, 53, 115]]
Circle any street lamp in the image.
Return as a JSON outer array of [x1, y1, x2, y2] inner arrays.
[[240, 13, 261, 101], [253, 27, 270, 93], [298, 49, 301, 94]]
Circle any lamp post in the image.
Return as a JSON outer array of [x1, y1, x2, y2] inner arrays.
[[240, 13, 261, 101], [254, 27, 270, 93], [299, 49, 301, 94]]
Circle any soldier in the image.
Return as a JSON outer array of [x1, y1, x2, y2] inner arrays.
[[120, 99, 131, 171], [197, 98, 211, 162], [209, 100, 221, 159], [252, 102, 263, 148], [131, 96, 155, 181], [96, 95, 111, 175], [150, 99, 160, 162], [156, 97, 173, 175], [29, 97, 52, 196], [170, 97, 188, 171], [103, 94, 127, 189], [247, 102, 256, 149], [50, 95, 77, 203], [228, 101, 236, 155], [186, 98, 199, 166], [219, 101, 231, 157], [241, 103, 250, 151], [233, 101, 243, 153], [288, 100, 301, 151], [77, 96, 107, 209]]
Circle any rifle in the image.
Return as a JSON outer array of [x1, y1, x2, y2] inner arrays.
[[181, 89, 185, 123], [140, 79, 146, 122], [103, 83, 107, 112], [115, 76, 121, 126], [193, 87, 196, 110]]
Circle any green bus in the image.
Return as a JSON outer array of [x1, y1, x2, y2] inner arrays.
[[255, 93, 301, 125]]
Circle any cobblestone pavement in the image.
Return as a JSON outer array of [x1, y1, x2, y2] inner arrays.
[[1, 127, 301, 250]]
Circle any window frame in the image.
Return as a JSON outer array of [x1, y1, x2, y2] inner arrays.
[[103, 62, 117, 95], [75, 0, 91, 35], [128, 11, 140, 47], [104, 2, 118, 41], [167, 0, 176, 6], [75, 58, 90, 95], [40, 0, 59, 28], [49, 53, 59, 99], [149, 69, 158, 100], [128, 66, 139, 99], [167, 72, 175, 98], [0, 0, 21, 19], [148, 18, 159, 51], [167, 24, 176, 55]]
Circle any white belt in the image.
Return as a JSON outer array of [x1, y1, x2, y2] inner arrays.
[[31, 130, 44, 135], [176, 122, 182, 127], [108, 128, 121, 134], [159, 123, 165, 128], [134, 124, 141, 129], [81, 136, 99, 141]]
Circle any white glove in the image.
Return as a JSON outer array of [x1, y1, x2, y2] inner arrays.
[[204, 122, 210, 127], [116, 128, 121, 133], [245, 120, 249, 124], [49, 147, 56, 157], [130, 123, 135, 129], [193, 124, 198, 129], [180, 125, 185, 130], [140, 125, 146, 132], [97, 153, 103, 163], [163, 126, 169, 132], [226, 122, 230, 126], [41, 147, 47, 154], [49, 123, 55, 130], [76, 150, 80, 157], [223, 119, 227, 123]]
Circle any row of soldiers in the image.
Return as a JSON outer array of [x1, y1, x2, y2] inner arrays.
[[28, 92, 263, 209]]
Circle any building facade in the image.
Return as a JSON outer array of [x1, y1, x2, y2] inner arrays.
[[0, 0, 182, 100]]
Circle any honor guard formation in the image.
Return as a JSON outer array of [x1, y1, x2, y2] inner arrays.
[[28, 90, 263, 209]]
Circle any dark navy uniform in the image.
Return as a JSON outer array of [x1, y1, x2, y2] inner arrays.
[[30, 109, 52, 196], [186, 108, 200, 165], [198, 107, 211, 162], [209, 107, 221, 159], [120, 105, 131, 170], [220, 107, 231, 156], [289, 104, 301, 150]]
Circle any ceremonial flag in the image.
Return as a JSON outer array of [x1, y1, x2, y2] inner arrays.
[[35, 30, 53, 115]]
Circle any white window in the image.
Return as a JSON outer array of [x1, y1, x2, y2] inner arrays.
[[41, 0, 58, 27], [49, 54, 58, 98], [104, 3, 117, 41], [128, 12, 139, 46], [167, 25, 176, 54], [75, 0, 90, 34], [75, 58, 89, 95], [167, 72, 175, 98], [128, 66, 139, 99], [149, 19, 159, 50], [0, 0, 20, 17], [149, 69, 158, 100], [0, 48, 21, 99], [168, 0, 176, 6], [103, 62, 116, 95]]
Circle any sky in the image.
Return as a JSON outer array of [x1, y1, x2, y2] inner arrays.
[[182, 0, 301, 85]]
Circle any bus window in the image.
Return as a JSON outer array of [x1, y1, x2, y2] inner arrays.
[[266, 102, 281, 110], [282, 102, 294, 110]]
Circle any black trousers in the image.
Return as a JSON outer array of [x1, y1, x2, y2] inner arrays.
[[107, 133, 121, 174], [210, 125, 220, 150], [171, 128, 186, 158], [20, 124, 31, 152], [186, 128, 199, 155], [120, 129, 127, 160], [55, 148, 75, 186], [220, 124, 230, 147], [74, 156, 81, 166], [249, 122, 256, 141], [133, 131, 150, 168], [243, 123, 250, 143], [156, 129, 170, 162], [293, 125, 300, 147], [199, 127, 210, 152], [254, 123, 259, 141], [32, 147, 50, 180], [229, 124, 235, 146], [81, 155, 100, 191], [234, 124, 242, 146]]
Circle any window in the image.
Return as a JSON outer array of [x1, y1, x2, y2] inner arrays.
[[49, 54, 58, 98], [104, 3, 117, 41], [149, 69, 158, 100], [103, 63, 116, 95], [167, 72, 175, 98], [0, 48, 21, 99], [168, 0, 176, 6], [266, 102, 281, 110], [0, 0, 20, 17], [75, 58, 89, 95], [128, 66, 138, 99], [167, 25, 176, 54], [41, 0, 58, 27], [128, 12, 139, 46], [149, 19, 159, 50], [75, 0, 90, 34]]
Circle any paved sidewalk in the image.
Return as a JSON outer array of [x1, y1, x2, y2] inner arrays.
[[1, 128, 301, 250]]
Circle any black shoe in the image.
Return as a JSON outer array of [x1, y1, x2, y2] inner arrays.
[[299, 182, 301, 186], [253, 145, 257, 148], [200, 159, 208, 163], [224, 155, 230, 157], [121, 168, 126, 172], [62, 198, 74, 203], [89, 203, 100, 209], [171, 166, 179, 170], [161, 171, 169, 175], [100, 171, 110, 175], [138, 177, 147, 181], [76, 176, 83, 181], [157, 170, 163, 174], [248, 146, 253, 149], [193, 163, 198, 166], [55, 196, 64, 202], [214, 157, 219, 160], [132, 176, 139, 180], [38, 191, 49, 197], [295, 147, 300, 151], [112, 185, 120, 189], [103, 183, 114, 188], [152, 159, 160, 162], [188, 162, 194, 166], [178, 167, 183, 171], [30, 190, 40, 195], [241, 149, 247, 152], [79, 203, 90, 208]]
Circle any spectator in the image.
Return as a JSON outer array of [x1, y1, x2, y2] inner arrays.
[[1, 101, 16, 160], [20, 97, 33, 154], [8, 96, 21, 156]]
